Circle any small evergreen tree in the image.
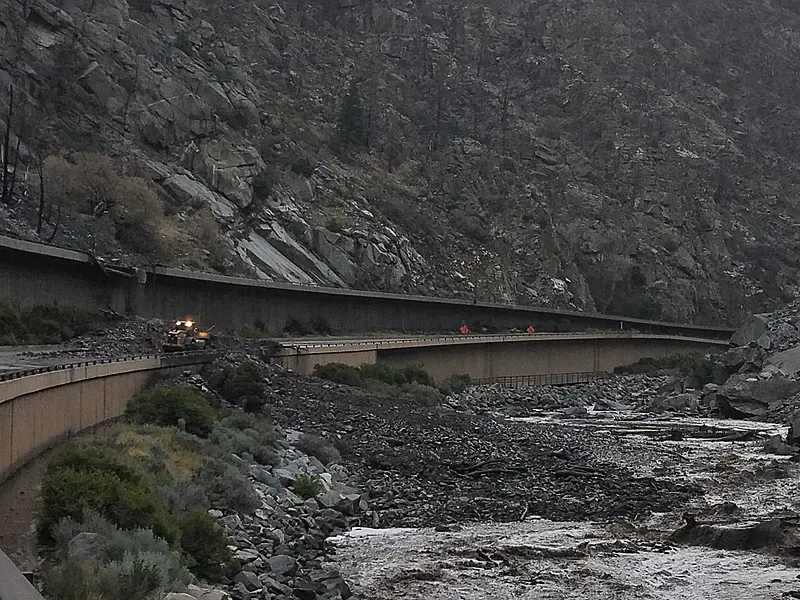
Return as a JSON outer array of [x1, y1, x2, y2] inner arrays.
[[336, 79, 368, 150]]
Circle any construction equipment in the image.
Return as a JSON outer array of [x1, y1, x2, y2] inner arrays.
[[161, 318, 213, 352]]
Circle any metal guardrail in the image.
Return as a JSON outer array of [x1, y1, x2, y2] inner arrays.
[[473, 371, 610, 388], [281, 331, 730, 351], [0, 351, 216, 382]]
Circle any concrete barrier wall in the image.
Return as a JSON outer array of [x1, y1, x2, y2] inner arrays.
[[0, 355, 211, 486], [0, 235, 736, 337]]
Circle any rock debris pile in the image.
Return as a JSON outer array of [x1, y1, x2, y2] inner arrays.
[[166, 371, 367, 600], [445, 375, 673, 416], [254, 365, 697, 530]]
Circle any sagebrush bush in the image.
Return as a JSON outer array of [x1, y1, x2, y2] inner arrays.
[[43, 558, 162, 600], [196, 457, 260, 514], [157, 480, 210, 515], [52, 513, 191, 590], [292, 474, 322, 500], [178, 511, 232, 581], [210, 419, 276, 465], [125, 386, 218, 437], [297, 433, 341, 466], [401, 381, 442, 406]]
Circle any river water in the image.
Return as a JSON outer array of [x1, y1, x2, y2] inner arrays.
[[328, 413, 800, 599]]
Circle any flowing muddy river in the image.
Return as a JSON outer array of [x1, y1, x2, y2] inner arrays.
[[328, 413, 800, 599]]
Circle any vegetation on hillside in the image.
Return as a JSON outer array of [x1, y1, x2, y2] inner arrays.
[[313, 361, 470, 402], [0, 302, 90, 345], [38, 385, 274, 599], [614, 353, 716, 387]]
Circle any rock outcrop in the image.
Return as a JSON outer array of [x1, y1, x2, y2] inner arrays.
[[2, 0, 800, 320]]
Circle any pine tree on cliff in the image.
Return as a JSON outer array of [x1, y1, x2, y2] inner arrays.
[[335, 79, 368, 150]]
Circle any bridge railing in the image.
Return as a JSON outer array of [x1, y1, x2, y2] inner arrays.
[[282, 330, 730, 351], [0, 350, 217, 382], [473, 371, 609, 388]]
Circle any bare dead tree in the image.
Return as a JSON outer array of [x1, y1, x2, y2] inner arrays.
[[46, 198, 62, 243], [6, 105, 26, 204], [36, 152, 45, 235], [1, 85, 13, 203], [122, 57, 141, 132]]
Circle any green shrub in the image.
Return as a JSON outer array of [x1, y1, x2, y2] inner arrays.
[[397, 364, 435, 387], [314, 362, 436, 396], [252, 168, 277, 201], [292, 474, 322, 500], [220, 360, 268, 413], [313, 363, 363, 387], [359, 362, 434, 387], [178, 511, 232, 581], [39, 467, 176, 543], [284, 317, 312, 336], [297, 433, 341, 465], [314, 362, 435, 389], [401, 381, 442, 406], [311, 317, 334, 335], [239, 324, 271, 339], [0, 301, 26, 343], [49, 443, 143, 485], [359, 363, 404, 386], [441, 374, 472, 395], [125, 386, 218, 437], [196, 457, 260, 514]]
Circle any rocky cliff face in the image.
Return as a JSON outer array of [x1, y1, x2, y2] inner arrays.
[[1, 0, 799, 325]]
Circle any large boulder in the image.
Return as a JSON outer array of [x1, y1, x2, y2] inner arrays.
[[766, 346, 800, 378], [716, 374, 800, 418], [730, 315, 769, 347], [731, 315, 769, 346], [764, 434, 796, 456], [650, 392, 700, 414], [67, 532, 108, 563], [788, 410, 800, 446], [718, 346, 763, 374]]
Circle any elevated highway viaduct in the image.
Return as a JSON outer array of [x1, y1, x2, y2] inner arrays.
[[273, 332, 729, 383]]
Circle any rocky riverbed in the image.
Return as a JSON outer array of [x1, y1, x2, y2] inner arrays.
[[316, 390, 800, 600], [229, 356, 798, 600]]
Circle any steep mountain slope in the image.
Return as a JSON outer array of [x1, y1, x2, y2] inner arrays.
[[1, 0, 799, 325]]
